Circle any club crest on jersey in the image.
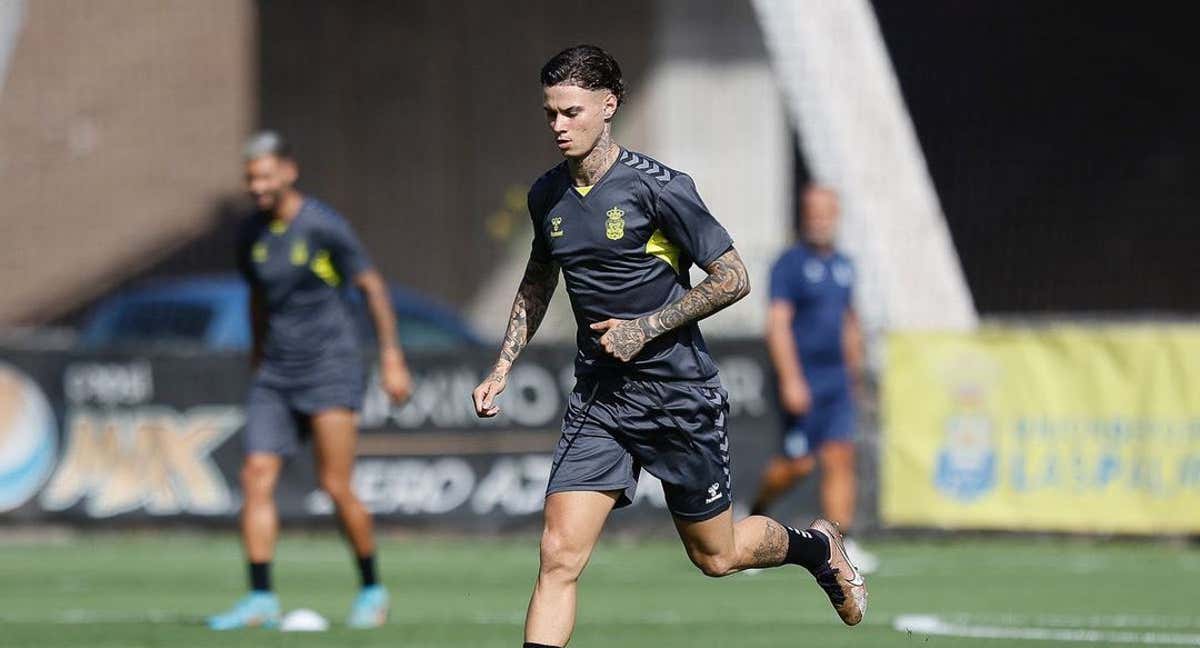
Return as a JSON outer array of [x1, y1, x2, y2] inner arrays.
[[550, 216, 564, 238], [605, 206, 625, 240], [290, 239, 309, 266]]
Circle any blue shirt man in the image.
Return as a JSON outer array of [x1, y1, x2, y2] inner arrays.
[[749, 185, 876, 573]]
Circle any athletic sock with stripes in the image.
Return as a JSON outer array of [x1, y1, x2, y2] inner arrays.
[[783, 524, 830, 571]]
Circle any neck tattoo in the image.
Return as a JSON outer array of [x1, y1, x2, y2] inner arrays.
[[571, 129, 619, 187]]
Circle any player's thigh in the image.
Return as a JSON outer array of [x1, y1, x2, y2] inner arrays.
[[673, 506, 736, 560], [819, 440, 856, 474], [243, 382, 302, 457], [540, 490, 620, 573], [788, 453, 817, 478], [309, 407, 359, 482], [817, 395, 857, 472]]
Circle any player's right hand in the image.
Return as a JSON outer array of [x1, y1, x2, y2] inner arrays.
[[472, 371, 507, 418], [780, 378, 812, 416]]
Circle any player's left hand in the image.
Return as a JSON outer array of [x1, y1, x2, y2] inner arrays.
[[381, 348, 412, 404], [591, 318, 648, 362]]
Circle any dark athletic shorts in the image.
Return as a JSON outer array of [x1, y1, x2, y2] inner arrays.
[[546, 375, 732, 522], [243, 371, 364, 457], [781, 387, 855, 459]]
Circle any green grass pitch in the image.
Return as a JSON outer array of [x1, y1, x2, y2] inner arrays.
[[1, 531, 1197, 647]]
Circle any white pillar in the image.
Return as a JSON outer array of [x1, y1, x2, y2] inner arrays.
[[752, 0, 978, 344]]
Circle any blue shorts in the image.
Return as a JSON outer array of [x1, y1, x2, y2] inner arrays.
[[781, 388, 855, 459], [546, 375, 732, 522], [243, 374, 364, 457]]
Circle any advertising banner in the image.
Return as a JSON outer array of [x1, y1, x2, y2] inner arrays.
[[882, 326, 1200, 534], [0, 342, 788, 531]]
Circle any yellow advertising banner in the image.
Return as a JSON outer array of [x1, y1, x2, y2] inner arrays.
[[882, 326, 1200, 534]]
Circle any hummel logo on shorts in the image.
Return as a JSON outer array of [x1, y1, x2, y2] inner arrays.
[[704, 482, 722, 504]]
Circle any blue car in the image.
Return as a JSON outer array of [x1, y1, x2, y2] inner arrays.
[[80, 274, 483, 352]]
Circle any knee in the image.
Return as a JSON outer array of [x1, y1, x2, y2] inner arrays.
[[789, 456, 816, 478], [240, 457, 278, 497], [688, 551, 735, 578], [318, 472, 353, 502], [538, 529, 589, 584], [820, 442, 856, 472]]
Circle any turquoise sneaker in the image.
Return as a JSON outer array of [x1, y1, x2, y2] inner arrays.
[[206, 591, 281, 630], [346, 585, 389, 628]]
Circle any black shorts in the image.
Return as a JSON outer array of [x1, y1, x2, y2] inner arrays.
[[546, 375, 732, 522]]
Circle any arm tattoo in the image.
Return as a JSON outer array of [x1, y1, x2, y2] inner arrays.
[[750, 518, 790, 568], [491, 257, 558, 378], [640, 247, 750, 339]]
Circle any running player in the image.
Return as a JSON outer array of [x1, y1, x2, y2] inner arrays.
[[747, 186, 879, 573], [470, 46, 867, 648], [207, 131, 412, 630]]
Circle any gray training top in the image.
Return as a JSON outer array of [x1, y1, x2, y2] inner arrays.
[[528, 149, 735, 381], [237, 197, 372, 388]]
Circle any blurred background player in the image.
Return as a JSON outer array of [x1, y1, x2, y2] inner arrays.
[[206, 131, 413, 630], [748, 186, 878, 573], [471, 46, 866, 648]]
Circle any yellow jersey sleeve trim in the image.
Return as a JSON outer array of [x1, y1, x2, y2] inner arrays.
[[645, 229, 681, 273], [309, 249, 342, 286]]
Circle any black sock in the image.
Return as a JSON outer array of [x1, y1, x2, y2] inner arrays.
[[248, 561, 271, 592], [523, 644, 562, 648], [357, 554, 378, 588], [782, 524, 829, 571]]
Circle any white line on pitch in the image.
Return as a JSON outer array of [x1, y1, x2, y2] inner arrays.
[[896, 614, 1200, 646]]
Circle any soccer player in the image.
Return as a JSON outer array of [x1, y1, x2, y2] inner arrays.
[[470, 46, 867, 648], [207, 131, 412, 630], [747, 185, 878, 573]]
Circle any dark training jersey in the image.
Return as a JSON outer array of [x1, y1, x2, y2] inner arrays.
[[529, 149, 734, 381], [237, 197, 373, 387]]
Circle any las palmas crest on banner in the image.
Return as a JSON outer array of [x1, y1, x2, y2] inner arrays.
[[934, 354, 1000, 502]]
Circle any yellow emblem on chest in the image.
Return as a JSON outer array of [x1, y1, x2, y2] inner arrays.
[[290, 239, 309, 265], [605, 206, 625, 240], [251, 242, 268, 263], [550, 216, 564, 238]]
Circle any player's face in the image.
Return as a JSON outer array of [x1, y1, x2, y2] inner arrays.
[[802, 189, 839, 248], [542, 84, 617, 159], [244, 154, 297, 212]]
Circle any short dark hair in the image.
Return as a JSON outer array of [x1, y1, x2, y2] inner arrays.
[[243, 130, 293, 161], [540, 45, 625, 106]]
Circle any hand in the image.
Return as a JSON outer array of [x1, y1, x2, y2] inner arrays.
[[472, 370, 507, 418], [590, 318, 648, 362], [780, 377, 811, 416], [380, 349, 412, 404]]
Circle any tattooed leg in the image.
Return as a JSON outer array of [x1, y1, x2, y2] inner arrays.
[[674, 509, 831, 577]]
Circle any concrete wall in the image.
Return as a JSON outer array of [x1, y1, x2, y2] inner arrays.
[[0, 0, 254, 324]]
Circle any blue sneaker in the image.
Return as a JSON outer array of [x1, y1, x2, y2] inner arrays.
[[346, 585, 389, 628], [206, 591, 281, 630]]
